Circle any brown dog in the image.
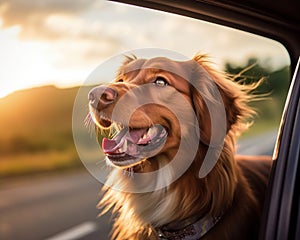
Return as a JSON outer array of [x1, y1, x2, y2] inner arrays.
[[87, 54, 272, 240]]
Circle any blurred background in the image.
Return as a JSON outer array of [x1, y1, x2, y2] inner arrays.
[[0, 0, 290, 239]]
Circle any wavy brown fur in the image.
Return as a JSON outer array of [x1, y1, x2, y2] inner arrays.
[[96, 54, 271, 240]]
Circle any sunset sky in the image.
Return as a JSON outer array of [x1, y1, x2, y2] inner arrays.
[[0, 0, 290, 98]]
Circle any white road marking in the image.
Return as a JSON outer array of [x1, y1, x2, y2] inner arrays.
[[45, 221, 97, 240]]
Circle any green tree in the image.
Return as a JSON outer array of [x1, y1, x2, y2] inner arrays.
[[224, 58, 290, 130]]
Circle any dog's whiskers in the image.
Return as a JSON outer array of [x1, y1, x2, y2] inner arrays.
[[84, 113, 95, 134], [123, 167, 134, 178], [84, 113, 92, 127]]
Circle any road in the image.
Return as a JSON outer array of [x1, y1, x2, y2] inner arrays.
[[0, 170, 112, 240], [237, 130, 277, 156], [0, 131, 277, 240]]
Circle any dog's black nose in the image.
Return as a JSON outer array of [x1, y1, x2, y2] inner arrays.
[[88, 86, 117, 110]]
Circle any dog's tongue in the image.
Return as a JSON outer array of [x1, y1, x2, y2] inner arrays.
[[102, 127, 147, 154], [102, 138, 119, 153]]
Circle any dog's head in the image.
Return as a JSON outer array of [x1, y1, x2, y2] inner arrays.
[[88, 54, 253, 176]]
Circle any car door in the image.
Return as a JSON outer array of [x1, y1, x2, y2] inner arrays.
[[260, 58, 300, 240]]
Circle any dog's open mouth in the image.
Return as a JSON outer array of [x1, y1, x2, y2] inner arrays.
[[102, 124, 168, 167]]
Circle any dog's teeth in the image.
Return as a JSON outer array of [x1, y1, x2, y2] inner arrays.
[[147, 126, 157, 138], [142, 134, 148, 139]]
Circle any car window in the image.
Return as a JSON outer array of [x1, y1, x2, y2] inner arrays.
[[0, 1, 292, 240]]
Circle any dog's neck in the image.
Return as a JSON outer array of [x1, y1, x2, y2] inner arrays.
[[99, 137, 238, 239]]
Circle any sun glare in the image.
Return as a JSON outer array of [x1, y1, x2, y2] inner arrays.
[[0, 36, 52, 98], [0, 22, 84, 99], [0, 17, 96, 99]]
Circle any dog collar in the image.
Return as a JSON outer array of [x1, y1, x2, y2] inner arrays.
[[157, 215, 221, 240]]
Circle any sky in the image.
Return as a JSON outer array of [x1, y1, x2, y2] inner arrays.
[[0, 0, 291, 98]]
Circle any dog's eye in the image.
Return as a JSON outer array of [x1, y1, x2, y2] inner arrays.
[[154, 77, 169, 87]]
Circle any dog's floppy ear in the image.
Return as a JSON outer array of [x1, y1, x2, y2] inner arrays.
[[116, 54, 138, 76], [190, 55, 252, 148]]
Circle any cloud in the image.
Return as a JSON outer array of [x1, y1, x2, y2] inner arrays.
[[0, 0, 98, 25], [0, 0, 122, 67], [0, 0, 101, 39]]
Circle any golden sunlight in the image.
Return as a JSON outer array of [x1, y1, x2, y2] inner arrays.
[[0, 23, 52, 98]]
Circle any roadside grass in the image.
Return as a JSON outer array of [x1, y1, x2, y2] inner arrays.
[[240, 119, 280, 139], [0, 149, 83, 179]]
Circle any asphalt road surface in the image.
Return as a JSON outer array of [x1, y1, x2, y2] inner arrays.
[[0, 170, 111, 240], [0, 131, 277, 240]]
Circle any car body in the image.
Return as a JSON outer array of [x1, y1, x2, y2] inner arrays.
[[112, 0, 300, 239]]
